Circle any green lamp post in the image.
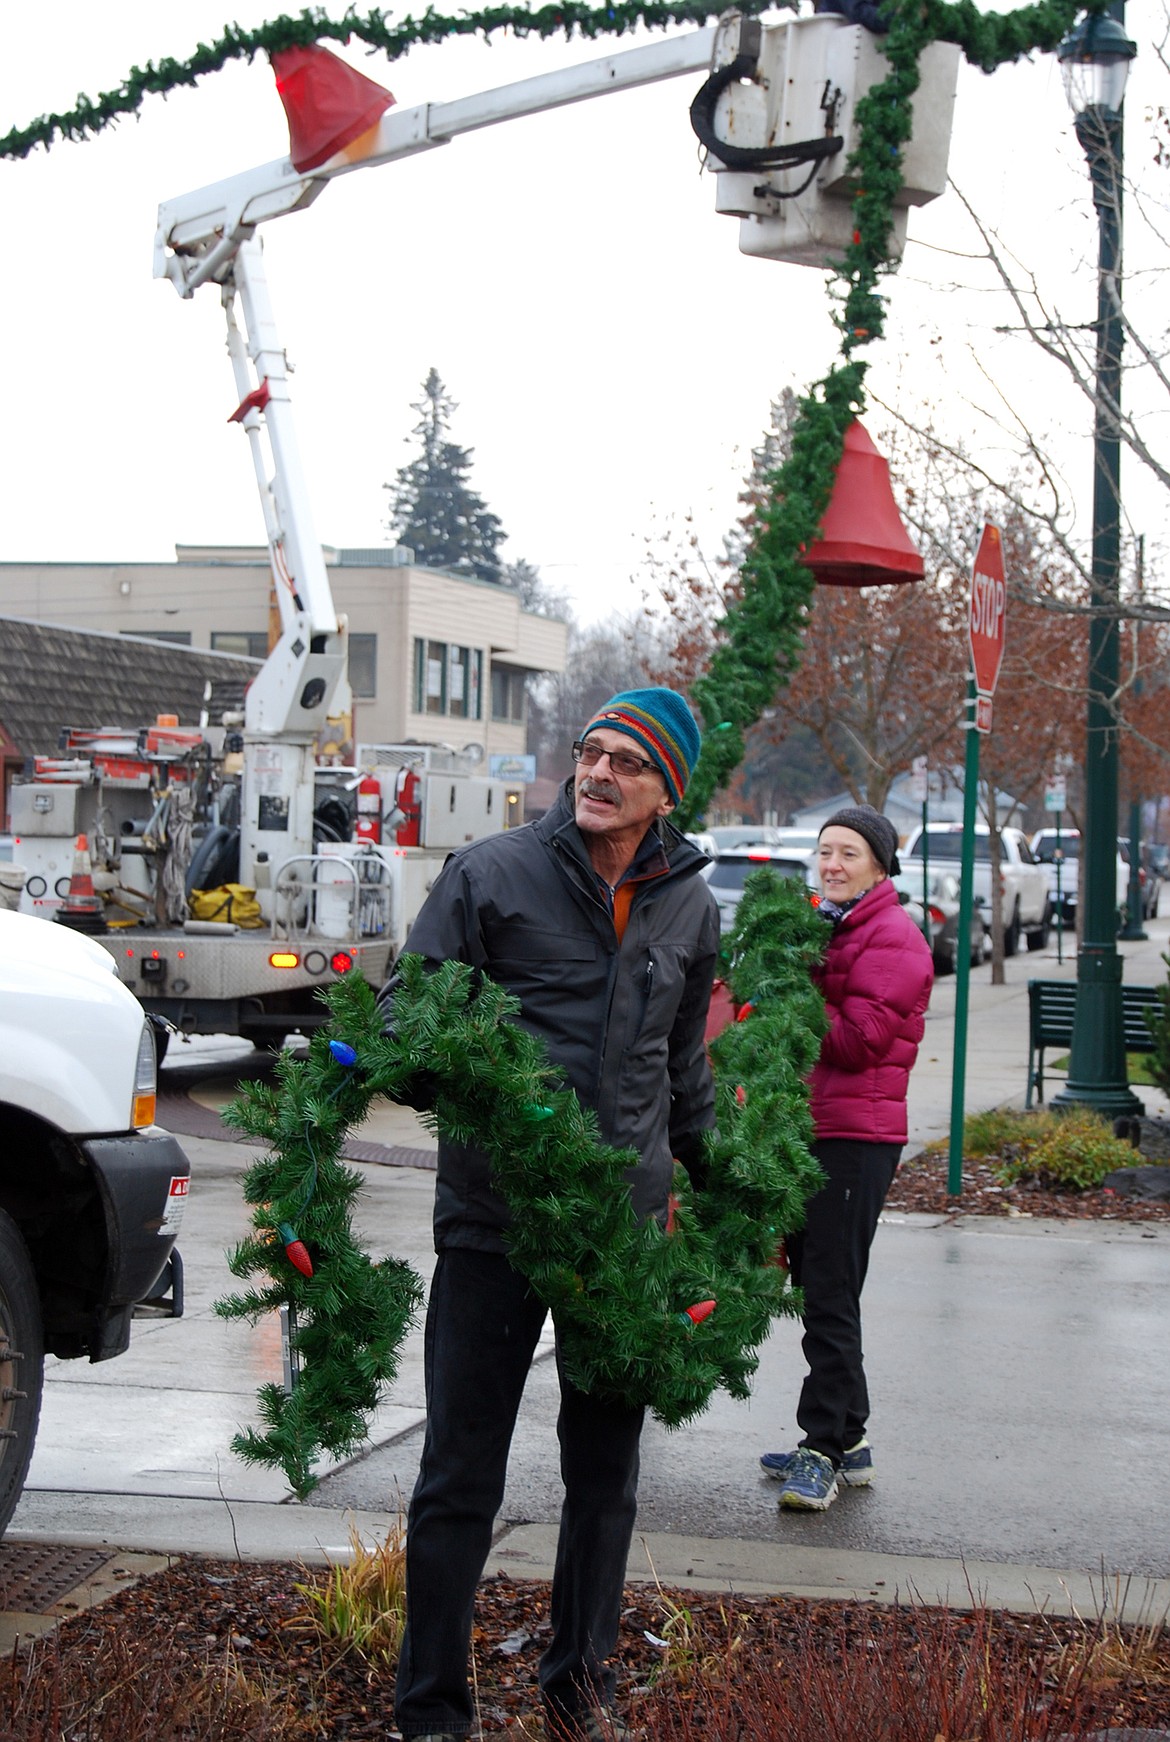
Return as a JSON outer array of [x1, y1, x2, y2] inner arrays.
[[1053, 4, 1143, 1119]]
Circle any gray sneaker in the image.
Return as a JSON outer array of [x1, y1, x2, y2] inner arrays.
[[760, 1438, 874, 1487], [774, 1446, 839, 1510]]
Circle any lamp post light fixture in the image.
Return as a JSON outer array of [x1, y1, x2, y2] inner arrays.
[[1053, 3, 1142, 1119]]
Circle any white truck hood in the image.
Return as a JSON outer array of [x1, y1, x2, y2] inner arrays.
[[0, 909, 146, 1134]]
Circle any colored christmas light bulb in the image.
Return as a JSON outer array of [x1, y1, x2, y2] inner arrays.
[[525, 1104, 555, 1121], [736, 1002, 754, 1022], [329, 1040, 358, 1067], [678, 1299, 716, 1327], [278, 1222, 314, 1278]]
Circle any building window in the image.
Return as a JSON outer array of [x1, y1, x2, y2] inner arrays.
[[349, 633, 376, 699], [491, 666, 527, 725], [212, 631, 268, 659], [120, 629, 192, 646], [413, 638, 482, 719]]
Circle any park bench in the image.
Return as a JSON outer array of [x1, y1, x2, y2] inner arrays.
[[1026, 978, 1163, 1108]]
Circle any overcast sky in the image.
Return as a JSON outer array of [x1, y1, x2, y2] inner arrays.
[[1, 4, 1165, 627]]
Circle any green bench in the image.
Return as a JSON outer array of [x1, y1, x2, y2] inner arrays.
[[1026, 978, 1162, 1108]]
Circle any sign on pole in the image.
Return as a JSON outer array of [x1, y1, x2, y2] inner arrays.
[[969, 522, 1007, 735], [908, 755, 928, 804], [1045, 776, 1067, 813]]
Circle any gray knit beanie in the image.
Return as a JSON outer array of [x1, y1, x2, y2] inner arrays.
[[819, 805, 901, 875]]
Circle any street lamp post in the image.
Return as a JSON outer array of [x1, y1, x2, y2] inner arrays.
[[1053, 3, 1143, 1120]]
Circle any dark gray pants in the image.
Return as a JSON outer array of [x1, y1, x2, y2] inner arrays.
[[786, 1138, 900, 1466], [395, 1248, 644, 1738]]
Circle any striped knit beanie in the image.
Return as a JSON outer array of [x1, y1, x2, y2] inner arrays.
[[581, 688, 701, 808]]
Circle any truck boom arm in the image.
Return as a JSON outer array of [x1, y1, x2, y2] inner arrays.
[[154, 29, 716, 295]]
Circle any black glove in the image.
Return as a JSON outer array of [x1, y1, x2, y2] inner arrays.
[[673, 1130, 712, 1193]]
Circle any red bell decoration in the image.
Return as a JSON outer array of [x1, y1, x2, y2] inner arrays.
[[799, 421, 924, 588], [271, 46, 395, 173]]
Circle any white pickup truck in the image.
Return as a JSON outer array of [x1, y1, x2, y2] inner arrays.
[[1029, 829, 1132, 925], [0, 908, 189, 1535], [902, 823, 1052, 956]]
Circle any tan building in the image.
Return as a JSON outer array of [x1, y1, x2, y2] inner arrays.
[[0, 545, 567, 764]]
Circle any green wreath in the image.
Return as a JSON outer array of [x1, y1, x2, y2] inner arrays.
[[217, 869, 826, 1494]]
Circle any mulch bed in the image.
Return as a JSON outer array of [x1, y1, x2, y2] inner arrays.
[[4, 1161, 1167, 1738], [5, 1557, 1170, 1739], [886, 1149, 1170, 1223]]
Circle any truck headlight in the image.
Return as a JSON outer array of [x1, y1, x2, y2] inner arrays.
[[132, 1021, 157, 1129]]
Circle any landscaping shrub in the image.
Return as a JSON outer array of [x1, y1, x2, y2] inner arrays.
[[991, 1107, 1138, 1193]]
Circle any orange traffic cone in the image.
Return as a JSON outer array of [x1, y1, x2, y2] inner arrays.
[[56, 834, 107, 934]]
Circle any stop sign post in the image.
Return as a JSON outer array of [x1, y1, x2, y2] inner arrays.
[[968, 522, 1007, 730]]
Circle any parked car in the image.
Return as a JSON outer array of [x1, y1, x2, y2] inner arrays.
[[701, 843, 815, 933], [706, 825, 784, 851], [773, 828, 821, 857], [892, 867, 988, 975], [1029, 829, 1131, 924], [684, 832, 720, 860], [1119, 838, 1162, 920], [903, 824, 1050, 955]]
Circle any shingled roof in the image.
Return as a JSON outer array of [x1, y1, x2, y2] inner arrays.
[[0, 616, 261, 765]]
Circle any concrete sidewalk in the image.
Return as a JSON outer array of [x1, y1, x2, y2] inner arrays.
[[8, 913, 1170, 1628]]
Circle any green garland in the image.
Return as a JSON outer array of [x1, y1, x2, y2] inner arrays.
[[0, 3, 778, 161], [216, 1044, 425, 1497], [0, 0, 1099, 161], [217, 870, 825, 1495]]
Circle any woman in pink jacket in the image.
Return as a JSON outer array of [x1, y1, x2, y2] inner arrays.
[[761, 805, 933, 1511]]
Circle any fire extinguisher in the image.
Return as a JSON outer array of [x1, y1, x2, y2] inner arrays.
[[354, 774, 382, 846], [395, 768, 421, 847]]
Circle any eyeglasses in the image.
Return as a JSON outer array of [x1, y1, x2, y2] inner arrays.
[[572, 738, 659, 779]]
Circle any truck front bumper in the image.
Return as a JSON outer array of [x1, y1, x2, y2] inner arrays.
[[80, 1126, 190, 1354]]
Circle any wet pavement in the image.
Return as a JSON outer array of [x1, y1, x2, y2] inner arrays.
[[9, 913, 1170, 1623]]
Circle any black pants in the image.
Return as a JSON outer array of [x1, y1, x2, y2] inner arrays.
[[395, 1248, 645, 1739], [786, 1138, 900, 1467]]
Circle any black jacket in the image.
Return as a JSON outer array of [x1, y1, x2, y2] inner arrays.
[[382, 779, 720, 1253]]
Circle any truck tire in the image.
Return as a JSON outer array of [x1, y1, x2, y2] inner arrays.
[[1004, 901, 1021, 957], [240, 1027, 290, 1054], [0, 1210, 44, 1539], [1026, 902, 1052, 952]]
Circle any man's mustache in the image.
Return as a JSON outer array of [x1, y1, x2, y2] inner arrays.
[[581, 778, 620, 804]]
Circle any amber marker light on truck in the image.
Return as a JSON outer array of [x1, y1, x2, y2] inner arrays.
[[133, 1023, 157, 1128], [269, 951, 300, 969]]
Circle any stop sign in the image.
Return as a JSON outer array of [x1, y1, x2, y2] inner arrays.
[[969, 522, 1006, 696]]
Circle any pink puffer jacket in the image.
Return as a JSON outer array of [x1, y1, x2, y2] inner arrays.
[[809, 877, 934, 1145]]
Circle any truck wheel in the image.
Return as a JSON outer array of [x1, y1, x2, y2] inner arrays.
[[1026, 903, 1052, 952], [240, 1028, 290, 1054], [0, 1211, 44, 1539], [1004, 902, 1021, 957]]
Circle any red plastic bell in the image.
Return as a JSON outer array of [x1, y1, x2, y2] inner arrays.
[[799, 422, 924, 587], [271, 45, 395, 173]]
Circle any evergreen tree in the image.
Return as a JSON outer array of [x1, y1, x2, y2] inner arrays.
[[385, 369, 505, 584], [503, 557, 570, 620]]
